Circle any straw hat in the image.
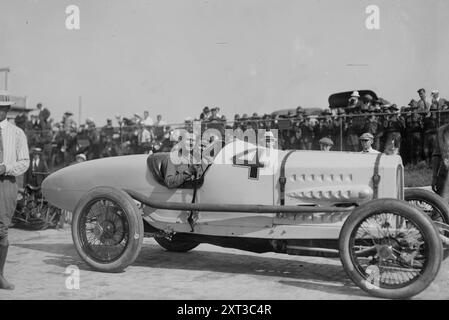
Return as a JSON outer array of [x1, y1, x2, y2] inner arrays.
[[350, 91, 360, 98]]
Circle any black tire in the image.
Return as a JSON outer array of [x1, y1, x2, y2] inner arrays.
[[339, 198, 442, 299], [154, 236, 199, 252], [72, 186, 144, 272], [405, 188, 449, 232]]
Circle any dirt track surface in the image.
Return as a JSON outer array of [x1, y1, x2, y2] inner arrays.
[[1, 228, 449, 300]]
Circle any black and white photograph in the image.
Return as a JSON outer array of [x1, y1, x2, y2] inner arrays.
[[1, 0, 449, 305]]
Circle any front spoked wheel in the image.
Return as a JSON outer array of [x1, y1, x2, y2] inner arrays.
[[79, 198, 129, 262], [72, 187, 143, 272], [339, 199, 442, 299]]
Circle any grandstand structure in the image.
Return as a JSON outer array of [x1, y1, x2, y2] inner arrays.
[[0, 67, 34, 120]]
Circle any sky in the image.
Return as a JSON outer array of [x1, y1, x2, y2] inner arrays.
[[0, 0, 448, 126]]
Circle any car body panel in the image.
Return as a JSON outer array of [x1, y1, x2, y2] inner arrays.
[[42, 155, 194, 212], [42, 140, 403, 240]]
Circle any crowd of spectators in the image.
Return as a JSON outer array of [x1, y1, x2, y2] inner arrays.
[[13, 105, 172, 172], [230, 88, 449, 166], [12, 87, 449, 181]]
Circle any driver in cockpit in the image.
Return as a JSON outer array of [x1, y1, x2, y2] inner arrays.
[[164, 133, 216, 188]]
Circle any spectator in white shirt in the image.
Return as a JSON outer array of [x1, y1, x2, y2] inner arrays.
[[417, 88, 431, 112], [155, 114, 167, 126], [140, 126, 153, 143], [139, 123, 154, 154], [142, 110, 154, 126]]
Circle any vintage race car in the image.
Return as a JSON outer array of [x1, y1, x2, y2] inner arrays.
[[42, 138, 449, 299]]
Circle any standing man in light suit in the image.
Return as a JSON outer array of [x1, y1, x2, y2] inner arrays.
[[0, 91, 29, 290]]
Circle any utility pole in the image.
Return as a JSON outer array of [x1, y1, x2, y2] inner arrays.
[[0, 67, 10, 90], [78, 95, 82, 126]]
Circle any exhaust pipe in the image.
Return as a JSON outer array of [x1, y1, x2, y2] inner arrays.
[[125, 189, 353, 215]]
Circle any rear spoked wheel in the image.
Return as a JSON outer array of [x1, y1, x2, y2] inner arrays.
[[405, 188, 449, 236], [154, 235, 199, 252], [339, 199, 442, 299]]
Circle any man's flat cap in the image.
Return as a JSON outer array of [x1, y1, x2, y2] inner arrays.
[[359, 133, 374, 140], [319, 137, 334, 146]]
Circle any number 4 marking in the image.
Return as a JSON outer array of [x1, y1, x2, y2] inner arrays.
[[232, 149, 264, 180]]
